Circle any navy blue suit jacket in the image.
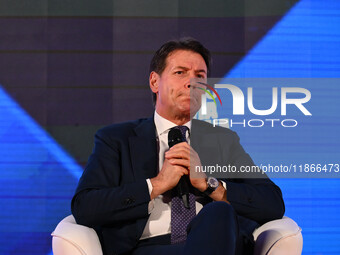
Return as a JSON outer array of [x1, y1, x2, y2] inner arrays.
[[71, 117, 284, 255]]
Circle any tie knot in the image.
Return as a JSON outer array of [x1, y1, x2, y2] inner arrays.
[[173, 126, 189, 141]]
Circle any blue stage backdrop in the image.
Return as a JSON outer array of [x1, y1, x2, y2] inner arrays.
[[0, 0, 339, 254], [0, 86, 82, 254], [225, 0, 340, 254]]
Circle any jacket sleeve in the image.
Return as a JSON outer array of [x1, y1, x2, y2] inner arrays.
[[71, 129, 151, 228], [223, 132, 285, 225]]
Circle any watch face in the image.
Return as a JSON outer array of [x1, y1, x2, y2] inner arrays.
[[207, 177, 219, 189]]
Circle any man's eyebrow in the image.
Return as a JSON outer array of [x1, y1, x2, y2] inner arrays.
[[174, 66, 207, 73], [174, 66, 189, 70], [195, 69, 207, 74]]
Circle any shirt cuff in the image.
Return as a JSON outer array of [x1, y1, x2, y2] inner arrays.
[[146, 179, 155, 213], [146, 178, 153, 195], [220, 180, 227, 191]]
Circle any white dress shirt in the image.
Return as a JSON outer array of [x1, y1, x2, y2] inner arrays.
[[140, 111, 204, 240]]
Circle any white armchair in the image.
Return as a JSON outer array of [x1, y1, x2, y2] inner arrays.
[[52, 215, 102, 255], [52, 215, 302, 255]]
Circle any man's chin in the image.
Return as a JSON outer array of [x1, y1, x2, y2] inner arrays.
[[176, 100, 201, 119], [177, 108, 200, 120]]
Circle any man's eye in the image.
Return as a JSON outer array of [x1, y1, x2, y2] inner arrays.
[[175, 71, 184, 75]]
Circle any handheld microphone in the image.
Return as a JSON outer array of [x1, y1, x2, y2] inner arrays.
[[168, 128, 190, 209]]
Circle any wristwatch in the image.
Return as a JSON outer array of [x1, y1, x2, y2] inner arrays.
[[203, 177, 219, 196]]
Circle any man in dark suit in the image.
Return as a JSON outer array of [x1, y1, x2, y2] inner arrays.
[[71, 38, 285, 255]]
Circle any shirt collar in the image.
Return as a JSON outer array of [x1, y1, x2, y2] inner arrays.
[[154, 111, 191, 138]]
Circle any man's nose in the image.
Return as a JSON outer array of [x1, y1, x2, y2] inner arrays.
[[184, 72, 197, 89]]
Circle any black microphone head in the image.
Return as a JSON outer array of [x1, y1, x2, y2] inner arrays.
[[168, 128, 185, 148]]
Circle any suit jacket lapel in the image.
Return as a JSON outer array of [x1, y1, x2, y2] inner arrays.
[[129, 117, 158, 180]]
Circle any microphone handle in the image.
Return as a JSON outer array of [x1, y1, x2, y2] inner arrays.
[[167, 128, 191, 209], [177, 175, 190, 209]]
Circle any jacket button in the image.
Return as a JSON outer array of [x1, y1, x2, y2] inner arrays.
[[122, 197, 135, 205]]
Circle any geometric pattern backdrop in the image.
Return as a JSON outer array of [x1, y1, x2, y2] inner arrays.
[[1, 0, 339, 254]]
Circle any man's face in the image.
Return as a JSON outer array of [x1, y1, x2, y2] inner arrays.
[[150, 49, 207, 122]]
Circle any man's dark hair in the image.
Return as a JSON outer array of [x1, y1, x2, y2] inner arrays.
[[149, 37, 211, 105]]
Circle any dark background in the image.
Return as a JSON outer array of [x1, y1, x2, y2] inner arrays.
[[0, 0, 297, 166]]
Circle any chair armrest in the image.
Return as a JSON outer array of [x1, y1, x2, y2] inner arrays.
[[253, 216, 303, 255], [51, 215, 103, 255]]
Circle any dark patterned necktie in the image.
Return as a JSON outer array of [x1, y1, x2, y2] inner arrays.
[[170, 126, 196, 244]]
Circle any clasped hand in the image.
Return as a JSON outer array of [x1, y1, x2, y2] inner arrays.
[[150, 142, 207, 199]]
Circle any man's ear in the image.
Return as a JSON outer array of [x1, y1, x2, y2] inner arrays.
[[149, 71, 159, 93]]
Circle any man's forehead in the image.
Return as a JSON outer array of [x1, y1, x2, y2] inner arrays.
[[165, 50, 207, 70]]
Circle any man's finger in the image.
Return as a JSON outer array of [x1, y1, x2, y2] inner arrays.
[[169, 158, 190, 168]]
